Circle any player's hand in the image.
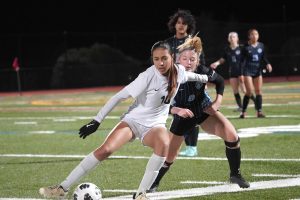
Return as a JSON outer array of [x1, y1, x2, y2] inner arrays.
[[266, 64, 272, 73], [204, 101, 220, 116], [79, 120, 100, 139], [207, 68, 217, 82], [210, 62, 218, 69], [177, 108, 194, 118]]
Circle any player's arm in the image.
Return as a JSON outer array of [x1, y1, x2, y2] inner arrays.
[[210, 58, 225, 69], [79, 88, 131, 139]]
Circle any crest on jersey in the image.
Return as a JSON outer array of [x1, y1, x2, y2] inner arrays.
[[188, 94, 196, 102], [195, 82, 203, 90], [257, 48, 262, 53], [235, 50, 240, 55]]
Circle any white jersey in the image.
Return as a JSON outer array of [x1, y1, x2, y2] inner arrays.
[[122, 64, 187, 127]]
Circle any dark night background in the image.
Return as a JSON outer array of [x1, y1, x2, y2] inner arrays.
[[1, 1, 300, 91]]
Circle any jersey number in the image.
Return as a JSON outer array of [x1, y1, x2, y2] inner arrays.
[[161, 96, 171, 104]]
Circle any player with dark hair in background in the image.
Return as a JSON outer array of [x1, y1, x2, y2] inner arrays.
[[240, 28, 272, 118], [148, 35, 250, 193], [165, 9, 205, 157], [211, 32, 255, 112]]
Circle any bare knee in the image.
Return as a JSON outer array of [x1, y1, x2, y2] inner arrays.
[[154, 139, 169, 157], [94, 145, 113, 161]]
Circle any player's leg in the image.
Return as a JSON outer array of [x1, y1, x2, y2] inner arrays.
[[179, 126, 199, 156], [134, 126, 169, 197], [240, 76, 254, 118], [253, 75, 265, 117], [39, 121, 134, 198], [200, 112, 250, 188], [230, 77, 242, 111]]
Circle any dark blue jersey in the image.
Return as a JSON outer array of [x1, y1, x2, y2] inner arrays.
[[165, 36, 206, 65], [243, 42, 270, 76], [221, 45, 243, 77], [172, 66, 224, 118]]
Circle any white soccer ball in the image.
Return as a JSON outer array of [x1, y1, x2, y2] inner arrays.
[[73, 182, 102, 200]]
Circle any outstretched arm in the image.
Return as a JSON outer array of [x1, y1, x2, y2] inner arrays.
[[79, 88, 131, 139]]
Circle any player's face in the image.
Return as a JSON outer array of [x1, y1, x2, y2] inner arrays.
[[249, 30, 259, 42], [228, 34, 238, 45], [152, 48, 173, 75], [175, 17, 188, 35], [178, 50, 198, 72]]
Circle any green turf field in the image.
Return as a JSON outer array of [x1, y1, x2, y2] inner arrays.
[[0, 81, 300, 199]]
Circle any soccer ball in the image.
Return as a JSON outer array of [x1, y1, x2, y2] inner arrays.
[[73, 182, 102, 200]]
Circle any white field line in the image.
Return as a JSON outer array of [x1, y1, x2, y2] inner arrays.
[[1, 178, 300, 200], [14, 121, 37, 125], [1, 154, 300, 162], [103, 177, 300, 200], [252, 173, 300, 178], [180, 181, 227, 185]]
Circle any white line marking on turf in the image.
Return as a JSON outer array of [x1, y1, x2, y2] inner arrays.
[[14, 121, 37, 125], [180, 181, 227, 185], [252, 173, 300, 178], [28, 131, 55, 134], [103, 189, 136, 193], [1, 154, 300, 162], [103, 177, 300, 199], [1, 178, 300, 200]]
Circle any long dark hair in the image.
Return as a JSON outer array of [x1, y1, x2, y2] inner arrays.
[[167, 9, 196, 35], [151, 41, 178, 101]]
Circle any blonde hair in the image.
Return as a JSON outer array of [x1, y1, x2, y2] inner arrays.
[[228, 32, 238, 40], [177, 32, 203, 54]]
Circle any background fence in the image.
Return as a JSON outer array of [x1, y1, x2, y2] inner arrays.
[[1, 18, 300, 91]]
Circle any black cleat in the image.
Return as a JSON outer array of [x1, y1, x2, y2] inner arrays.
[[257, 112, 266, 118], [239, 112, 246, 119], [230, 173, 250, 188]]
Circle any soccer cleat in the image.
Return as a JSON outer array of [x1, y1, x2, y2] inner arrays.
[[39, 185, 67, 198], [185, 146, 198, 157], [239, 112, 246, 119], [234, 107, 243, 112], [146, 183, 159, 193], [133, 192, 150, 200], [178, 147, 189, 156], [229, 173, 250, 188], [257, 112, 266, 118]]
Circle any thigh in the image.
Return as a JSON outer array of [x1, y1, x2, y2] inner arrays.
[[200, 112, 238, 142], [143, 126, 170, 156], [243, 76, 254, 95], [94, 122, 134, 160], [253, 75, 263, 95], [229, 77, 239, 93]]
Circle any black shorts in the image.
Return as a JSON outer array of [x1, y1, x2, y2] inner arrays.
[[170, 114, 209, 136], [229, 67, 242, 78]]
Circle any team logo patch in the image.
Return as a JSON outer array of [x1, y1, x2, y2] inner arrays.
[[235, 50, 240, 55], [188, 94, 195, 102], [195, 82, 202, 89], [258, 48, 262, 53]]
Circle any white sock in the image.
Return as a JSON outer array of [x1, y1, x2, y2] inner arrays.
[[136, 153, 166, 195], [60, 152, 100, 190]]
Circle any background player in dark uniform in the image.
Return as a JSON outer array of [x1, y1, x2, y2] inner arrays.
[[165, 9, 205, 157], [148, 35, 250, 193], [240, 28, 272, 118], [211, 32, 255, 112]]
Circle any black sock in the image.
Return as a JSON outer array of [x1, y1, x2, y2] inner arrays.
[[234, 93, 242, 108], [184, 126, 199, 146], [250, 95, 256, 103], [242, 95, 250, 112], [226, 147, 241, 176], [256, 94, 262, 112], [151, 161, 173, 187]]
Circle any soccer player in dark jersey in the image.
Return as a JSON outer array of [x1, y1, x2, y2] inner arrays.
[[148, 35, 250, 193], [240, 29, 272, 118], [211, 32, 255, 112], [165, 9, 205, 157]]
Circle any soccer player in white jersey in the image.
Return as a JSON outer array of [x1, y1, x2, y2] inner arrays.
[[39, 41, 212, 200]]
